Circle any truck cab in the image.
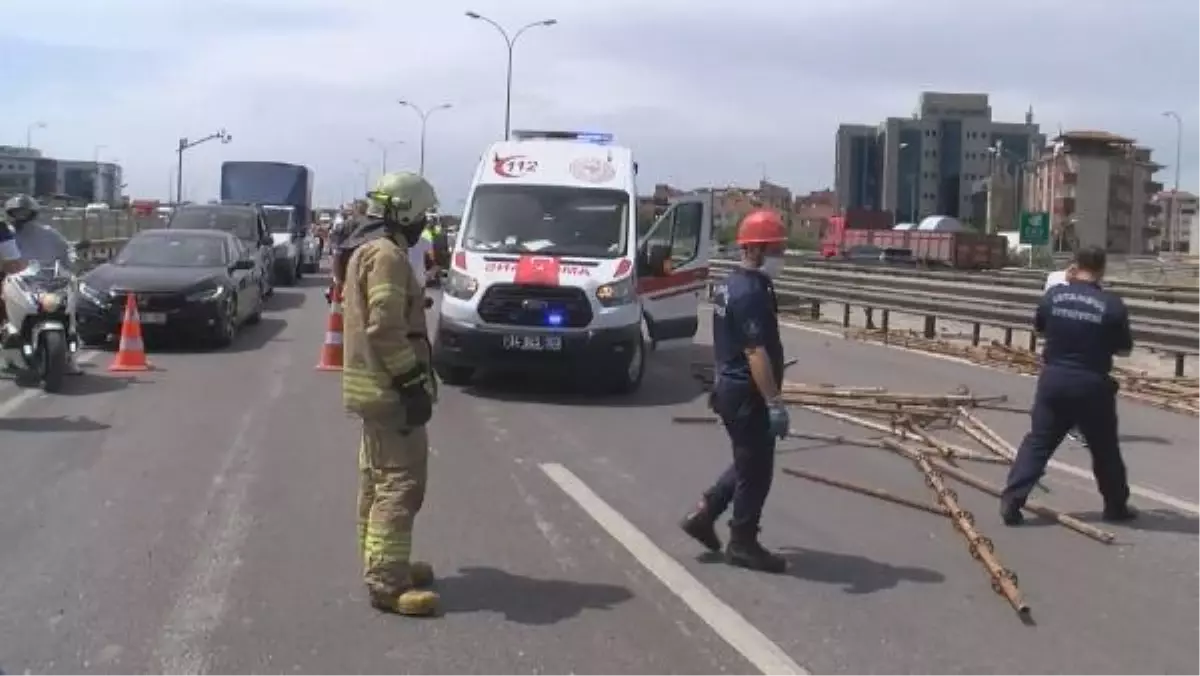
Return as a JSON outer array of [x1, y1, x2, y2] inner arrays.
[[261, 205, 320, 285], [433, 130, 713, 394]]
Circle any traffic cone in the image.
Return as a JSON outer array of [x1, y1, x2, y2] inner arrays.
[[109, 293, 152, 372], [316, 285, 344, 371]]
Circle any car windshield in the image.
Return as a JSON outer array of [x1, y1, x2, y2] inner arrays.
[[462, 185, 629, 259], [169, 207, 258, 242], [115, 235, 228, 268], [262, 208, 294, 234]]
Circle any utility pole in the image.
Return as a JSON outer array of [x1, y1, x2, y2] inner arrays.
[[1163, 111, 1183, 254], [465, 12, 558, 140], [176, 128, 232, 204], [397, 100, 453, 176]]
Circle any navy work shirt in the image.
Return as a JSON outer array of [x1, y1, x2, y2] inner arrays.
[[1036, 281, 1133, 377], [711, 267, 785, 389]]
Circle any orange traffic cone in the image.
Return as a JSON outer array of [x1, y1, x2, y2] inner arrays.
[[109, 293, 152, 372], [316, 285, 344, 371]]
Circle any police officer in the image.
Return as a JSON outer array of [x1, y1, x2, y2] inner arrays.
[[680, 209, 791, 573], [340, 172, 441, 615], [1001, 246, 1136, 525]]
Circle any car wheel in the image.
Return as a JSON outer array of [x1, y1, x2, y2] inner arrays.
[[213, 299, 238, 348], [277, 262, 297, 287], [604, 332, 645, 395], [246, 295, 263, 325]]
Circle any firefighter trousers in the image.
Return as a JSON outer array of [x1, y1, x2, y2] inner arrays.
[[357, 419, 429, 596]]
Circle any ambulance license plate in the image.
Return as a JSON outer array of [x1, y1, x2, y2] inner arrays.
[[141, 312, 167, 325], [503, 334, 562, 352]]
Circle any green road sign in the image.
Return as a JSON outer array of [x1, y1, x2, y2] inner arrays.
[[1019, 211, 1050, 246]]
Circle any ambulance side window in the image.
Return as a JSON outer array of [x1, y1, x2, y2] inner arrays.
[[669, 202, 702, 267]]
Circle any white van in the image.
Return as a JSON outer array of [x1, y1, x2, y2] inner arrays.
[[433, 130, 713, 393]]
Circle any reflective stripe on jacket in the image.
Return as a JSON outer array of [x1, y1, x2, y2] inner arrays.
[[341, 236, 432, 419]]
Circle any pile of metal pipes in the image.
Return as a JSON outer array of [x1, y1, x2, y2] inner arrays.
[[677, 374, 1120, 621]]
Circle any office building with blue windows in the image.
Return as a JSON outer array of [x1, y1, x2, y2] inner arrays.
[[835, 92, 1044, 225]]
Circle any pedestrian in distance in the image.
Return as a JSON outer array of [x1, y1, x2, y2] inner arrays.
[[680, 209, 792, 574], [1001, 246, 1137, 525], [340, 172, 442, 616]]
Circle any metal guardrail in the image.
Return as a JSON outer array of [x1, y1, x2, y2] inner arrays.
[[709, 267, 1197, 377], [772, 257, 1199, 303]]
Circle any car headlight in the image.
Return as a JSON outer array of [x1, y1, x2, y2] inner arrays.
[[78, 282, 107, 305], [186, 286, 227, 302], [445, 269, 479, 301], [38, 292, 64, 312], [596, 276, 636, 307]]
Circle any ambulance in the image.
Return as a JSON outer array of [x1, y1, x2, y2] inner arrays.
[[432, 130, 713, 394]]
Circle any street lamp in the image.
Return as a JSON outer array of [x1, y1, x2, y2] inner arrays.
[[397, 100, 452, 176], [1162, 110, 1183, 254], [464, 11, 558, 140], [352, 159, 370, 196], [175, 128, 232, 204], [366, 137, 405, 174], [898, 142, 919, 223], [25, 121, 47, 149]]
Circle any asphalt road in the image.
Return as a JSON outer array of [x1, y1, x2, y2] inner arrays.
[[0, 274, 1195, 674]]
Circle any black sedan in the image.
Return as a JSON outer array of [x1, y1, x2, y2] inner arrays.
[[77, 229, 265, 347]]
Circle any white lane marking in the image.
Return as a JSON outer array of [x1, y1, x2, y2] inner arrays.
[[773, 320, 1200, 515], [152, 349, 291, 675], [0, 350, 101, 416], [539, 462, 808, 676]]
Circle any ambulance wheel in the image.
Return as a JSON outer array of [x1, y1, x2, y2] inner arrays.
[[605, 334, 645, 395], [435, 363, 474, 386]]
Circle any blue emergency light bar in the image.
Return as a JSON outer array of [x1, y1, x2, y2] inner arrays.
[[511, 130, 614, 145]]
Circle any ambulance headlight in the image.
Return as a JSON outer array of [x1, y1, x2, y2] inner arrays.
[[595, 276, 636, 307], [445, 269, 479, 301]]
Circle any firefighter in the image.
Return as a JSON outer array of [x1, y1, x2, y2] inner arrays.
[[680, 209, 791, 574], [340, 172, 441, 615], [1001, 246, 1136, 525]]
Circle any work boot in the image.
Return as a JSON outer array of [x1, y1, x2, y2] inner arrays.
[[725, 526, 787, 574], [999, 500, 1024, 526], [680, 501, 722, 553], [368, 587, 440, 617], [1102, 504, 1138, 523], [408, 561, 435, 588]]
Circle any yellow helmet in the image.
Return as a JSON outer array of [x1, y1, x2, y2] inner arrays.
[[366, 172, 438, 225]]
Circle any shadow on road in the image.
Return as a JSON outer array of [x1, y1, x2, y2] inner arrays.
[[461, 343, 713, 408], [0, 415, 111, 432], [1040, 508, 1200, 536], [437, 566, 633, 624], [699, 546, 945, 595], [1117, 433, 1172, 445], [266, 288, 309, 312]]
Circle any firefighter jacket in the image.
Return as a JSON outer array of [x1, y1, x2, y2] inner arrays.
[[341, 228, 434, 422]]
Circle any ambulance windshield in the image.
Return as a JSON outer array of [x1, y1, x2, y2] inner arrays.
[[462, 184, 629, 259]]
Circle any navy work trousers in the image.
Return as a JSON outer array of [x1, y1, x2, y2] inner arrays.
[[1002, 369, 1130, 509], [703, 382, 777, 532]]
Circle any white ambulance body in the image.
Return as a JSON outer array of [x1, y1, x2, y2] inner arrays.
[[433, 130, 713, 394]]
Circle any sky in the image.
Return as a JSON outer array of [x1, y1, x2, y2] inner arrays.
[[3, 0, 1198, 209]]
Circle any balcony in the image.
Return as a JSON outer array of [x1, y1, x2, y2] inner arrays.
[[1059, 171, 1078, 185], [1145, 181, 1164, 194]]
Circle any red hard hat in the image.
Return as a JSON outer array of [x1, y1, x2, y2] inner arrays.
[[736, 209, 787, 245]]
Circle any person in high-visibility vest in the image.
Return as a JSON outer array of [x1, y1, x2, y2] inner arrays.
[[340, 172, 441, 616]]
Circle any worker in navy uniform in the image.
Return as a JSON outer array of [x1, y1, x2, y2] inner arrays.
[[1000, 246, 1137, 525], [680, 209, 791, 573]]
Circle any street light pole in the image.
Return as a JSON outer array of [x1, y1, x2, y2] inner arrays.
[[352, 159, 370, 195], [899, 142, 918, 222], [176, 128, 232, 204], [397, 100, 452, 176], [367, 137, 404, 174], [26, 121, 47, 149], [1163, 110, 1183, 254], [465, 12, 558, 140]]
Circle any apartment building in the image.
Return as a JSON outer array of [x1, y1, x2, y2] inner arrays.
[[0, 145, 124, 204], [1150, 189, 1197, 254], [835, 92, 1044, 224], [1023, 131, 1162, 254]]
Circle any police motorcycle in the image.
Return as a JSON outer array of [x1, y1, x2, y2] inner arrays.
[[1, 259, 79, 393]]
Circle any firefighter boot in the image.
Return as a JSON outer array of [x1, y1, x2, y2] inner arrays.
[[725, 526, 787, 574], [680, 501, 722, 553], [368, 587, 440, 617]]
